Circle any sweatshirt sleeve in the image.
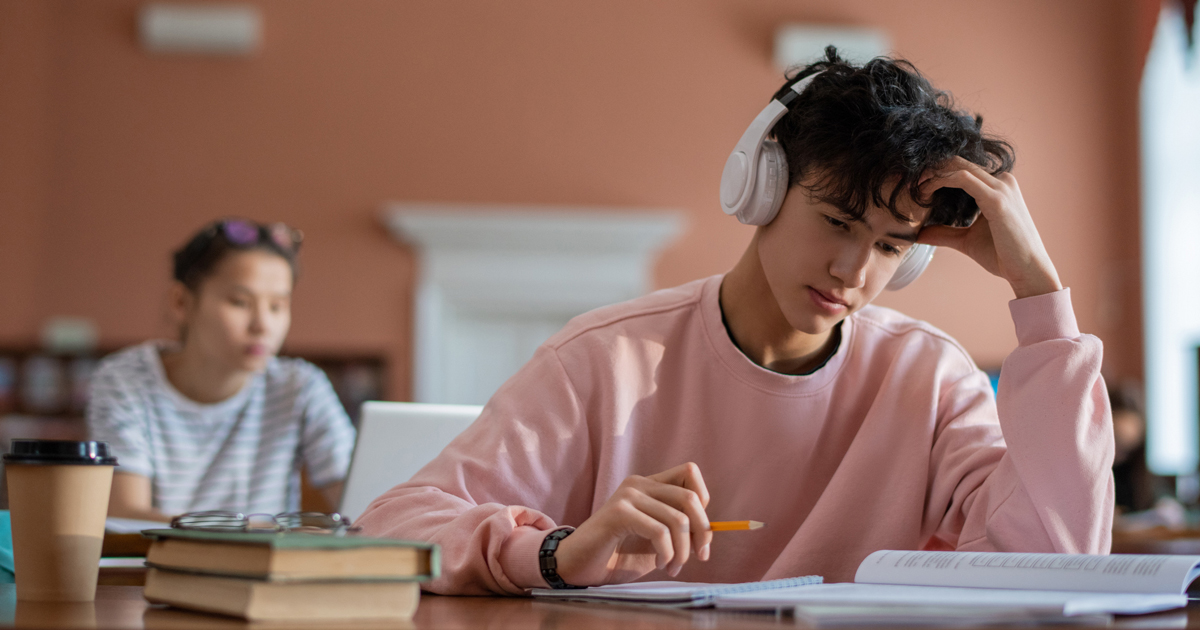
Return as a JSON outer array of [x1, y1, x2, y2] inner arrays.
[[928, 288, 1114, 555], [353, 345, 595, 595]]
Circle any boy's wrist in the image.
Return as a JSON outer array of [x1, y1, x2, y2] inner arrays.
[[539, 527, 584, 589], [498, 526, 558, 591], [1008, 264, 1062, 300]]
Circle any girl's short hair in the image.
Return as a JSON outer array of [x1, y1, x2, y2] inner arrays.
[[172, 219, 302, 291]]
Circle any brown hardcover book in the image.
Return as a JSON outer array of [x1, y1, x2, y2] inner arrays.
[[144, 568, 421, 622], [142, 529, 438, 581], [142, 607, 416, 630]]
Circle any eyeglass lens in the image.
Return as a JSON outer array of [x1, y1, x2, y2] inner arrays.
[[170, 510, 248, 531], [171, 510, 354, 533]]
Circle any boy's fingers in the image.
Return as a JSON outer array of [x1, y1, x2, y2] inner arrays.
[[621, 505, 675, 571], [649, 462, 710, 507], [642, 483, 712, 562], [629, 493, 691, 574], [917, 225, 968, 250], [643, 484, 709, 526], [643, 463, 713, 569], [933, 156, 1001, 189]]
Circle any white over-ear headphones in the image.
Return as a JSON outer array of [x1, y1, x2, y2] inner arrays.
[[719, 72, 935, 291]]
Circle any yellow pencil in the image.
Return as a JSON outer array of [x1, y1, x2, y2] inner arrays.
[[708, 520, 765, 531]]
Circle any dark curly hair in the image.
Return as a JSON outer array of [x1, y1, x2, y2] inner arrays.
[[772, 46, 1014, 227]]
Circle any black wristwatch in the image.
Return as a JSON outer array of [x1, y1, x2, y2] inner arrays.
[[539, 527, 585, 589]]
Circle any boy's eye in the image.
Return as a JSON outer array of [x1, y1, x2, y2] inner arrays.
[[878, 242, 902, 256], [824, 216, 849, 230]]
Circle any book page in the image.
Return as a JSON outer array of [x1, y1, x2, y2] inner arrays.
[[714, 583, 1185, 617], [855, 550, 1200, 595], [792, 604, 1113, 627], [105, 516, 169, 534]]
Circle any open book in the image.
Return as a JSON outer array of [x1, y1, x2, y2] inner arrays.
[[536, 550, 1200, 621], [854, 549, 1200, 593], [715, 550, 1200, 621]]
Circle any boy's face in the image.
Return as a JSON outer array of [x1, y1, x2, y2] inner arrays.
[[756, 181, 930, 335]]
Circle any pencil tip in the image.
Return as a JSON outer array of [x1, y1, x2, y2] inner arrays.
[[750, 521, 765, 529]]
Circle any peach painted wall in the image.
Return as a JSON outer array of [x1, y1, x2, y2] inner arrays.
[[0, 2, 56, 345], [0, 0, 1157, 399]]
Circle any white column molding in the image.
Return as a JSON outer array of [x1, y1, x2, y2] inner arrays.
[[383, 203, 684, 405]]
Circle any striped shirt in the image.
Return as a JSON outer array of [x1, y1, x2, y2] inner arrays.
[[86, 341, 356, 515]]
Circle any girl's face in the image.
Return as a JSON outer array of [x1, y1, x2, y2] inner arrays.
[[756, 184, 929, 335], [175, 250, 293, 373]]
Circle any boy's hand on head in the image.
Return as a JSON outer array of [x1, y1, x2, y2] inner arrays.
[[553, 462, 712, 587], [916, 156, 1063, 299]]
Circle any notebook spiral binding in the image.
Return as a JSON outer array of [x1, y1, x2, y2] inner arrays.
[[689, 575, 823, 601]]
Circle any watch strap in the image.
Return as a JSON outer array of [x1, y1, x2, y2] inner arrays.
[[538, 527, 585, 589]]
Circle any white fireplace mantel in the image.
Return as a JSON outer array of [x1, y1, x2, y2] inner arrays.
[[382, 202, 684, 404]]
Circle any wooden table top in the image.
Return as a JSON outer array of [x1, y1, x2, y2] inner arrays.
[[0, 584, 1196, 630]]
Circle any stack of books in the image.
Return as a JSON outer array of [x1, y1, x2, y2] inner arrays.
[[141, 528, 438, 622]]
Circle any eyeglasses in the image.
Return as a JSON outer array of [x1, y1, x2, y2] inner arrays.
[[214, 219, 303, 254], [170, 510, 358, 535]]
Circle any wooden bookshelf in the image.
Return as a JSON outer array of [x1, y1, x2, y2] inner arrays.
[[0, 344, 386, 422]]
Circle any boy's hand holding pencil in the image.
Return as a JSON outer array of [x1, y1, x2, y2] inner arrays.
[[553, 463, 766, 589], [553, 462, 713, 586]]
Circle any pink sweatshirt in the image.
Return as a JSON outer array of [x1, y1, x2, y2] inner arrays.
[[356, 275, 1114, 595]]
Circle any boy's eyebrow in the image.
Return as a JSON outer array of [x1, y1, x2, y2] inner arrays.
[[836, 212, 921, 242]]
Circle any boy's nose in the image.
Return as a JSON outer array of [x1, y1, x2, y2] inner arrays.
[[829, 246, 870, 289]]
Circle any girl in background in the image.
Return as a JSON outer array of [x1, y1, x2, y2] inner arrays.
[[87, 219, 356, 521]]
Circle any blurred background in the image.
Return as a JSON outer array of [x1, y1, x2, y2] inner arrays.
[[0, 1, 1195, 522]]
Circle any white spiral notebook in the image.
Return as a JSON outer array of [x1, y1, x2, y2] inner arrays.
[[531, 575, 823, 608]]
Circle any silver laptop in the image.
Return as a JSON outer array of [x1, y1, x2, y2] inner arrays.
[[339, 401, 483, 522]]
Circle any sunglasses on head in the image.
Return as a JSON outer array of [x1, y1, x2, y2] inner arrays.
[[215, 219, 303, 253]]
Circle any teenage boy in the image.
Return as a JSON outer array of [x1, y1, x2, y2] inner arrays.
[[357, 50, 1114, 594]]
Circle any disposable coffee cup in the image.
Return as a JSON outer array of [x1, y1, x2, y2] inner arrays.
[[4, 440, 117, 602]]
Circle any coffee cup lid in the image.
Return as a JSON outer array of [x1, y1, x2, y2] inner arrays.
[[3, 440, 118, 466]]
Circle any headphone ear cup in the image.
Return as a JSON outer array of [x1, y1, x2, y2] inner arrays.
[[886, 244, 935, 291], [735, 141, 789, 226]]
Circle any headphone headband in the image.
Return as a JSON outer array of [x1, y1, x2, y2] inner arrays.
[[719, 73, 821, 218]]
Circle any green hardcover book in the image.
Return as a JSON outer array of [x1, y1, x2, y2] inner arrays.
[[142, 529, 439, 582]]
